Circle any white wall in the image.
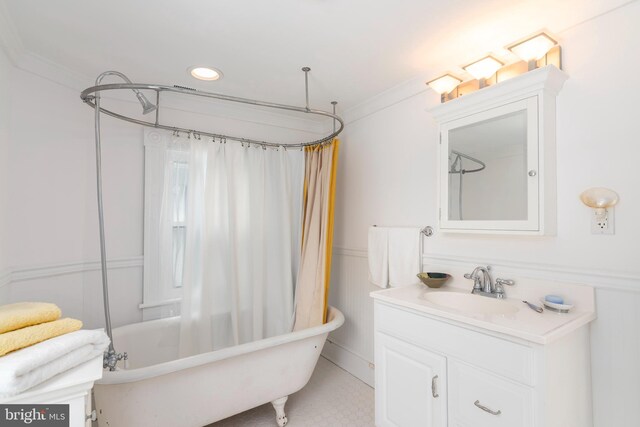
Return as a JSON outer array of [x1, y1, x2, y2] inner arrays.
[[0, 46, 11, 303], [0, 49, 12, 274], [324, 3, 640, 426], [0, 53, 323, 329]]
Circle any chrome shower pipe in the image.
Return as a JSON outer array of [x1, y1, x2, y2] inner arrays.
[[94, 71, 141, 371], [81, 83, 344, 148], [302, 67, 311, 111], [331, 101, 337, 133]]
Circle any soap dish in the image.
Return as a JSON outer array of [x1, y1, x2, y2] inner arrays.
[[540, 299, 574, 313], [417, 272, 451, 288]]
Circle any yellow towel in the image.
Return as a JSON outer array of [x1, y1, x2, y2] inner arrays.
[[0, 302, 62, 334], [0, 318, 83, 357]]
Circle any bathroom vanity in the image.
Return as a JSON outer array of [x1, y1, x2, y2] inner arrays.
[[371, 273, 595, 427]]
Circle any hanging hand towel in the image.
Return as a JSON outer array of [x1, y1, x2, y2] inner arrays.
[[367, 226, 389, 288], [0, 318, 83, 357], [0, 302, 61, 334], [388, 227, 421, 287], [0, 329, 110, 397]]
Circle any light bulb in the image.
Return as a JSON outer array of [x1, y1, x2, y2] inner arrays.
[[463, 56, 503, 80], [188, 66, 223, 81], [426, 74, 462, 95], [580, 187, 619, 219], [508, 33, 557, 62]]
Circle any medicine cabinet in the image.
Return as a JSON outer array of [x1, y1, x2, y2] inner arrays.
[[429, 65, 568, 235]]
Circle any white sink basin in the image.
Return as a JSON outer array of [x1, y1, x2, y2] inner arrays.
[[423, 292, 519, 316]]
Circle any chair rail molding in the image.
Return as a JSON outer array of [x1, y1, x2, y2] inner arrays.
[[0, 256, 143, 289], [333, 246, 640, 293]]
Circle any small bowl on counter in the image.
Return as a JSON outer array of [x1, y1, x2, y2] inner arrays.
[[417, 272, 451, 289]]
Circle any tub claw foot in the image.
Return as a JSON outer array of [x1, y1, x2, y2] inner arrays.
[[271, 396, 288, 427]]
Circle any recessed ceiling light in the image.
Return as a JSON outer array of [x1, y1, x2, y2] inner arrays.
[[188, 66, 223, 81]]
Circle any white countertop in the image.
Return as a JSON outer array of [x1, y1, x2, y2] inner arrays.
[[371, 283, 596, 345]]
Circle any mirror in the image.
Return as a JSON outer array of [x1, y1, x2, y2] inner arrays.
[[447, 110, 528, 221], [431, 65, 568, 235]]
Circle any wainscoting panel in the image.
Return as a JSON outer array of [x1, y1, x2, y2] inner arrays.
[[0, 257, 143, 329], [590, 287, 640, 427], [323, 249, 377, 386]]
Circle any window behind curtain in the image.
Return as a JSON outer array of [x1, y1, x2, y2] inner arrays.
[[142, 132, 189, 319], [171, 161, 188, 288]]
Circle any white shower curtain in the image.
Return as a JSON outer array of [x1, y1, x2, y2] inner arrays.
[[172, 142, 304, 357]]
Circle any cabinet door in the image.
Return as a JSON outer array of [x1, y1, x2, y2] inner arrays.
[[439, 96, 542, 234], [375, 333, 447, 427]]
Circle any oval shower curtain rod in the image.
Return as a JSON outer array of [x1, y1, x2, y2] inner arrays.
[[80, 67, 344, 148]]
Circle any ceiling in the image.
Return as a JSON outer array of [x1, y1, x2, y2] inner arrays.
[[0, 0, 632, 114]]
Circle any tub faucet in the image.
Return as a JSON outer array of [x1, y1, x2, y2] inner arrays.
[[104, 349, 128, 371]]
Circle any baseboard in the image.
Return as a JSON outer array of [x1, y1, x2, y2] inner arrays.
[[322, 339, 375, 388]]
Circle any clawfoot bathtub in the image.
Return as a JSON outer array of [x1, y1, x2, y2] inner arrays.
[[93, 306, 344, 427]]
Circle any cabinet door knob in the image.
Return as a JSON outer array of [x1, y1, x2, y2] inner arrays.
[[474, 400, 502, 416], [528, 169, 537, 177], [431, 375, 439, 398]]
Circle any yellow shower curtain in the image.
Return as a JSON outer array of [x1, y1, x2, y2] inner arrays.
[[293, 139, 339, 330]]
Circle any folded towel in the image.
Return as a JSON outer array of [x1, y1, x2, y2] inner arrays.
[[0, 329, 110, 397], [0, 318, 83, 357], [368, 226, 389, 288], [0, 302, 61, 334], [388, 228, 421, 287]]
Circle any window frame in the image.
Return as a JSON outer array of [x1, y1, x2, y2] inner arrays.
[[141, 130, 187, 319]]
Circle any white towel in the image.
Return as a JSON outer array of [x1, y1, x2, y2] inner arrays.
[[368, 226, 389, 288], [0, 329, 110, 397], [388, 228, 421, 287]]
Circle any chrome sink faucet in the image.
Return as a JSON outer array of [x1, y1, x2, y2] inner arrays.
[[464, 266, 515, 299], [465, 266, 493, 293]]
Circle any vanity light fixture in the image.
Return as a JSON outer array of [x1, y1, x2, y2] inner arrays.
[[426, 31, 561, 103], [188, 66, 223, 81], [507, 32, 557, 70], [463, 56, 503, 88], [426, 74, 462, 102], [580, 187, 619, 234]]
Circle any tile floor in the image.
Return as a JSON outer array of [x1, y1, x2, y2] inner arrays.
[[210, 356, 375, 427]]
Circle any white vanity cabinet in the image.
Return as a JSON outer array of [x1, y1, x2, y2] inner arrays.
[[373, 288, 594, 427]]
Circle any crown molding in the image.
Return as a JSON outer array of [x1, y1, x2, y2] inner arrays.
[[0, 4, 91, 91], [0, 2, 24, 65], [0, 7, 327, 135], [342, 72, 436, 125]]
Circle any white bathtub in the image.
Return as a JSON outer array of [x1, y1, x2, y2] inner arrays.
[[93, 306, 344, 427]]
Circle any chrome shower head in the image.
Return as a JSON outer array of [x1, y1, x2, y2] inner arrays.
[[134, 91, 157, 115], [95, 71, 157, 115]]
